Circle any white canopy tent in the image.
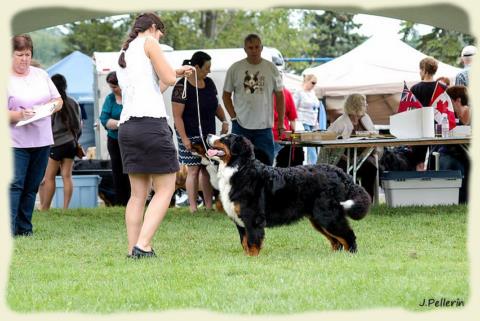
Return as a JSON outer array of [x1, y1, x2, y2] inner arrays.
[[304, 36, 462, 124]]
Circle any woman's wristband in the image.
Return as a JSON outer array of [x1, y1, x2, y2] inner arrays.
[[230, 117, 237, 122]]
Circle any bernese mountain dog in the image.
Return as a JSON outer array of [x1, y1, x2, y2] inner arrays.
[[206, 133, 371, 256]]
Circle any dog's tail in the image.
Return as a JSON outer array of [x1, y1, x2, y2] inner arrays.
[[340, 184, 371, 220]]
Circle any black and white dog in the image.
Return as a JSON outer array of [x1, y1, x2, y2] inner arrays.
[[206, 134, 371, 256], [243, 71, 260, 93]]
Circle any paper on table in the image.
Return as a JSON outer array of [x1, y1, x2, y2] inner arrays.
[[450, 125, 471, 137], [390, 107, 435, 139], [15, 102, 57, 127]]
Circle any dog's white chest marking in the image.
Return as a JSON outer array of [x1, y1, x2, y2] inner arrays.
[[205, 163, 219, 190], [218, 164, 244, 227]]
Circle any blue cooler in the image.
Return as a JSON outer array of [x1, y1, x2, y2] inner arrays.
[[52, 175, 102, 208]]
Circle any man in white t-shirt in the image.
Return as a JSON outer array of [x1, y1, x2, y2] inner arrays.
[[455, 45, 476, 86], [222, 34, 285, 165]]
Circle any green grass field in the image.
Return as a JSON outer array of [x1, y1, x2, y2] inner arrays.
[[7, 204, 469, 314]]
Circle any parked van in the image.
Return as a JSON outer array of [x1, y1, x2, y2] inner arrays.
[[92, 46, 286, 160]]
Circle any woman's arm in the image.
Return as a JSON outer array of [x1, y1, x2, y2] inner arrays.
[[172, 102, 191, 150], [293, 91, 302, 110], [51, 97, 63, 113], [145, 37, 193, 86], [360, 114, 375, 131], [159, 80, 169, 93], [215, 105, 229, 134], [9, 109, 33, 123], [99, 96, 113, 130]]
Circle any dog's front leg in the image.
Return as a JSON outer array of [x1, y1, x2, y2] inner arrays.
[[244, 226, 265, 256], [235, 224, 248, 254], [242, 207, 266, 257]]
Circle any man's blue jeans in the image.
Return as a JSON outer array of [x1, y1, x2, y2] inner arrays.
[[10, 146, 50, 235], [231, 121, 274, 165]]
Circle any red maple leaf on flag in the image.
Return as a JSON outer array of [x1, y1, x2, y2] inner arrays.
[[429, 81, 456, 129]]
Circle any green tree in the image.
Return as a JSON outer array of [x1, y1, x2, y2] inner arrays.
[[398, 21, 476, 67], [416, 27, 475, 66], [62, 16, 130, 57], [156, 9, 318, 73], [399, 21, 420, 48], [306, 11, 366, 58], [30, 28, 67, 68]]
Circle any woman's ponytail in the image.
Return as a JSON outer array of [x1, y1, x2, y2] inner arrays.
[[118, 29, 139, 68]]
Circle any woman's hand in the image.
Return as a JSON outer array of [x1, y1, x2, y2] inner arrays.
[[181, 137, 192, 150], [220, 121, 229, 135], [176, 65, 195, 78], [21, 108, 35, 120], [106, 119, 119, 130]]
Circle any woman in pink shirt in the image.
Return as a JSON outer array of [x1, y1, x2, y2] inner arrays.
[[7, 34, 62, 236]]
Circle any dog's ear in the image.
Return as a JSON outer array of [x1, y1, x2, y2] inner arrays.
[[230, 135, 254, 158]]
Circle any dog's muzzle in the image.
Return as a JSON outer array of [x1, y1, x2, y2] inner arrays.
[[206, 134, 225, 157]]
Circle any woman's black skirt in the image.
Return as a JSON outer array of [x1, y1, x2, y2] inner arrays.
[[118, 117, 179, 174]]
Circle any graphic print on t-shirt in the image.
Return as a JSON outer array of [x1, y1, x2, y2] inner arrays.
[[243, 70, 265, 94]]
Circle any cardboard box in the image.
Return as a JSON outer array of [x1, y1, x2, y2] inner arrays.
[[381, 170, 462, 207], [52, 175, 102, 208], [299, 131, 337, 142], [390, 107, 435, 138]]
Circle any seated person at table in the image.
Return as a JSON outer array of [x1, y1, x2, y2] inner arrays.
[[428, 85, 470, 203], [447, 85, 471, 125], [326, 93, 376, 200]]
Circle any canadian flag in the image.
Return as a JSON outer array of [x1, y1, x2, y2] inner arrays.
[[429, 81, 456, 129]]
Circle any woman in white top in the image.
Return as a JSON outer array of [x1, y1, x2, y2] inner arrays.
[[294, 74, 326, 164], [327, 93, 375, 137], [116, 12, 193, 259], [327, 93, 377, 200]]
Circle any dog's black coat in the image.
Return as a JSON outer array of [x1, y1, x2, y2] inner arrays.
[[209, 134, 371, 255], [379, 146, 417, 172]]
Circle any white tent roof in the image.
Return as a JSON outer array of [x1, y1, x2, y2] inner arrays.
[[304, 36, 462, 97]]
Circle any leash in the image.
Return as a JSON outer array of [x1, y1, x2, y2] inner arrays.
[[181, 68, 214, 165]]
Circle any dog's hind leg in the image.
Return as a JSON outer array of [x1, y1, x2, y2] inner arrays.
[[309, 218, 343, 251], [312, 198, 358, 253], [322, 217, 358, 253]]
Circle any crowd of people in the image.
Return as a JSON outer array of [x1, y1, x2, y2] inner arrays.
[[7, 12, 474, 258]]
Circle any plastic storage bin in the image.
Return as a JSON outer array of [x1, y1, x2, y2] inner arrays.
[[52, 175, 102, 208], [381, 170, 462, 207]]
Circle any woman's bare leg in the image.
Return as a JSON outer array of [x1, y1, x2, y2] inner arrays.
[[38, 158, 61, 211], [135, 172, 176, 251], [199, 167, 213, 210], [125, 173, 150, 254], [186, 165, 200, 213], [59, 158, 75, 209]]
